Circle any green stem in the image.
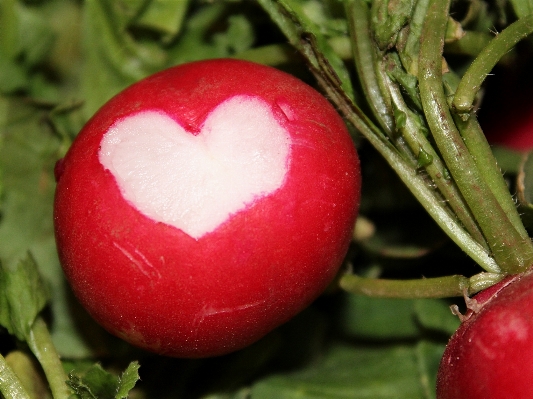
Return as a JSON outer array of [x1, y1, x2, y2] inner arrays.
[[0, 354, 31, 399], [443, 31, 493, 57], [453, 114, 531, 241], [258, 0, 501, 274], [27, 317, 70, 399], [345, 0, 395, 135], [340, 274, 468, 298], [311, 68, 500, 273], [387, 76, 488, 249], [452, 13, 533, 114], [340, 272, 504, 298], [418, 0, 533, 274]]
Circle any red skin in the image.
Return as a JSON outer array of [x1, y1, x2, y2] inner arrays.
[[480, 57, 533, 151], [54, 59, 361, 358], [436, 272, 533, 398], [483, 97, 533, 151]]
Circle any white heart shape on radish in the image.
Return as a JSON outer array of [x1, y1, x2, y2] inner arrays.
[[99, 95, 291, 239]]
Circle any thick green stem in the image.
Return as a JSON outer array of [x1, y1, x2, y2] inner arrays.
[[453, 13, 533, 114], [340, 272, 504, 298], [339, 273, 503, 298], [453, 114, 531, 241], [340, 274, 469, 298], [418, 0, 533, 274], [27, 317, 70, 399], [0, 354, 31, 399]]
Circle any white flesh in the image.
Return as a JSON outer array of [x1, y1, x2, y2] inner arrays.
[[99, 95, 291, 239]]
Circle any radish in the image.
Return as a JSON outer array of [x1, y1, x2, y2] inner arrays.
[[436, 271, 533, 398], [480, 57, 533, 151], [53, 59, 361, 358]]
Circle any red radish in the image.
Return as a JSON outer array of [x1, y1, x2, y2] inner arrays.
[[436, 271, 533, 398], [480, 57, 533, 151], [53, 59, 361, 358]]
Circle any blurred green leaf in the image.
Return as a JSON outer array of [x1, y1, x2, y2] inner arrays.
[[166, 3, 256, 64], [336, 293, 459, 340], [0, 57, 28, 93], [415, 341, 444, 399], [249, 343, 439, 399], [257, 0, 354, 100], [17, 4, 56, 67], [0, 96, 108, 358], [0, 0, 19, 60], [0, 253, 49, 342], [491, 146, 524, 175], [414, 299, 460, 336], [132, 0, 190, 42], [0, 0, 56, 88], [81, 0, 167, 117], [213, 15, 255, 54], [0, 98, 59, 271], [337, 294, 420, 339]]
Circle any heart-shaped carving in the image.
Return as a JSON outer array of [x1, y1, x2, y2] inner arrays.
[[99, 95, 291, 239]]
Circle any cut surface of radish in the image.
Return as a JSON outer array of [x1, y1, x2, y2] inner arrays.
[[99, 95, 291, 239]]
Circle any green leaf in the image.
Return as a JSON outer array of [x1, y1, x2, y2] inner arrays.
[[115, 361, 141, 399], [67, 362, 140, 399], [249, 343, 437, 399], [213, 15, 255, 55], [166, 3, 256, 64], [81, 0, 167, 117], [0, 0, 19, 60], [68, 364, 117, 399], [336, 291, 460, 340], [257, 0, 354, 100], [414, 299, 460, 336], [0, 253, 49, 341], [0, 55, 28, 93], [491, 146, 523, 175], [414, 341, 445, 399], [132, 0, 190, 43], [0, 98, 60, 268], [371, 0, 414, 50], [0, 96, 107, 358], [16, 4, 56, 68], [0, 0, 56, 89], [337, 294, 421, 340]]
